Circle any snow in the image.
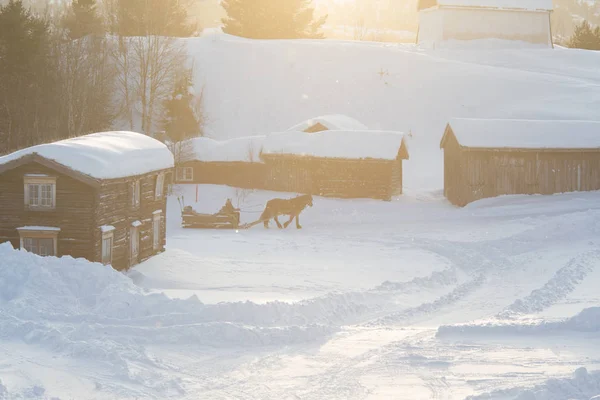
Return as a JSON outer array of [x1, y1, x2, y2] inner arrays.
[[100, 225, 115, 233], [189, 135, 265, 163], [0, 131, 174, 180], [287, 114, 368, 132], [16, 226, 61, 232], [5, 31, 600, 399], [434, 0, 553, 11], [446, 118, 600, 150], [131, 220, 142, 227], [152, 210, 163, 215], [262, 130, 407, 160]]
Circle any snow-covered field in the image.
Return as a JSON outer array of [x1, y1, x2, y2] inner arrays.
[[2, 33, 600, 399]]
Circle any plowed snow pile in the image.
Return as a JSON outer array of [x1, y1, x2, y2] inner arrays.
[[0, 242, 336, 357], [468, 367, 600, 400]]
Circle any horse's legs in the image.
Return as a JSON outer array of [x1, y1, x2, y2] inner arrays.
[[296, 214, 302, 229], [263, 220, 269, 228], [274, 215, 283, 229], [284, 215, 295, 228]]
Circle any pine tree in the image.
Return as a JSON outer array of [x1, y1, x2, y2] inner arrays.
[[222, 0, 327, 39], [64, 0, 103, 39], [568, 20, 600, 50], [113, 0, 195, 37], [162, 68, 203, 166]]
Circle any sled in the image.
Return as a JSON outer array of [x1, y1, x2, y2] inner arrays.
[[178, 196, 240, 229]]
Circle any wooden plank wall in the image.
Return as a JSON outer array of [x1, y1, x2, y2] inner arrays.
[[0, 162, 95, 258], [94, 170, 169, 270], [188, 161, 269, 189], [446, 148, 600, 206]]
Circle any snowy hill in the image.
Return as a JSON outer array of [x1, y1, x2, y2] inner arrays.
[[185, 31, 600, 191]]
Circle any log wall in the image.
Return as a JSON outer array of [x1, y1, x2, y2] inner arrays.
[[0, 162, 95, 258]]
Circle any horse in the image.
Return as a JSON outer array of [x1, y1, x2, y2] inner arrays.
[[259, 194, 313, 229]]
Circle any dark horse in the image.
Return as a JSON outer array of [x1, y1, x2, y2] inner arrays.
[[260, 194, 313, 229]]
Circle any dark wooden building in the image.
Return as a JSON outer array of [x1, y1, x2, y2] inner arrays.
[[441, 118, 600, 206], [261, 130, 410, 201], [174, 136, 268, 189], [0, 131, 174, 270]]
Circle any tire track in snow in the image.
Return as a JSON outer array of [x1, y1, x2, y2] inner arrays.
[[498, 250, 600, 318]]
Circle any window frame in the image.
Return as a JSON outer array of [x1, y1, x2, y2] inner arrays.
[[130, 225, 140, 264], [131, 180, 141, 208], [155, 173, 165, 200], [176, 167, 193, 182], [152, 211, 162, 250], [17, 227, 60, 257], [101, 230, 114, 265], [24, 175, 57, 210]]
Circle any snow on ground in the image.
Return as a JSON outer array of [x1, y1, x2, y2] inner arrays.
[[3, 33, 600, 399]]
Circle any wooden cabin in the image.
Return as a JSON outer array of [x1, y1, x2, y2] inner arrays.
[[261, 130, 410, 201], [174, 136, 268, 189], [0, 131, 174, 270], [288, 114, 368, 133], [441, 119, 600, 206]]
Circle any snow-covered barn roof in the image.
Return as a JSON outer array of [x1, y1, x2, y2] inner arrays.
[[188, 136, 265, 163], [262, 130, 409, 161], [419, 0, 553, 11], [0, 131, 174, 183], [287, 114, 368, 132], [441, 119, 600, 150]]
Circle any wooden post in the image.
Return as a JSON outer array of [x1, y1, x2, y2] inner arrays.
[[196, 184, 198, 203]]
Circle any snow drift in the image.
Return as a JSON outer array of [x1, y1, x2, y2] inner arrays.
[[468, 367, 600, 400]]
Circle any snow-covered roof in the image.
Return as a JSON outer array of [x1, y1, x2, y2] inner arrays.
[[0, 132, 174, 181], [287, 115, 368, 132], [420, 0, 552, 11], [17, 226, 61, 232], [262, 130, 409, 161], [189, 136, 265, 163], [442, 119, 600, 150]]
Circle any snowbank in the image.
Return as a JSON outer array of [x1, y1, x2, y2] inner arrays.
[[445, 119, 600, 149], [0, 242, 335, 355], [0, 131, 174, 180], [468, 368, 600, 400], [262, 130, 407, 160], [437, 306, 600, 337], [189, 135, 265, 163], [287, 114, 368, 132]]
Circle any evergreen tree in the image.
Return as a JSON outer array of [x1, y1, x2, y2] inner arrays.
[[112, 0, 195, 37], [568, 20, 600, 50], [222, 0, 327, 39], [162, 68, 203, 166], [64, 0, 103, 39], [0, 0, 58, 153], [162, 68, 202, 143]]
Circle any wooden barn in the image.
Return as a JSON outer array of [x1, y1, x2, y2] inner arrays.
[[174, 136, 268, 189], [261, 130, 410, 201], [288, 114, 368, 133], [441, 118, 600, 206], [0, 131, 174, 270]]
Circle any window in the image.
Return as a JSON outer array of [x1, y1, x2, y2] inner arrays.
[[101, 231, 114, 265], [131, 180, 141, 208], [17, 227, 60, 257], [130, 225, 139, 263], [176, 167, 193, 182], [24, 175, 56, 210], [155, 173, 165, 199], [152, 212, 161, 250]]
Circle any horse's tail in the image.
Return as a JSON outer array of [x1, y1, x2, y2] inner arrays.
[[259, 205, 271, 222]]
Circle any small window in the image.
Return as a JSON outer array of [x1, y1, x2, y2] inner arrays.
[[131, 180, 141, 208], [155, 173, 165, 199], [17, 227, 59, 257], [130, 226, 139, 262], [101, 232, 114, 265], [176, 167, 193, 182], [24, 176, 56, 210], [152, 212, 161, 250]]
